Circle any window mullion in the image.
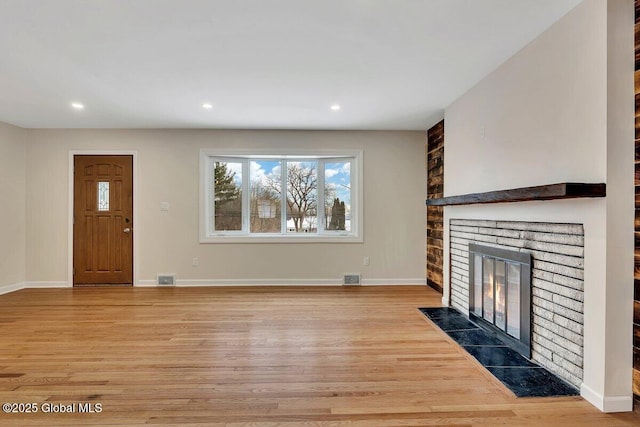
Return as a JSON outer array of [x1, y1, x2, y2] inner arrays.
[[318, 159, 323, 234], [280, 160, 287, 235], [208, 157, 215, 235], [242, 159, 250, 234], [348, 158, 354, 236]]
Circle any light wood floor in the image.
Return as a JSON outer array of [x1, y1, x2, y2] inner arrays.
[[0, 286, 638, 426]]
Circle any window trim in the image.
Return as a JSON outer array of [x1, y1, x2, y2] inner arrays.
[[199, 149, 363, 243]]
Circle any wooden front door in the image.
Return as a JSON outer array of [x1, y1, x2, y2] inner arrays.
[[73, 155, 133, 285]]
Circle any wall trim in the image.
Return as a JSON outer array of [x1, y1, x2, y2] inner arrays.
[[25, 281, 71, 288], [0, 282, 26, 295], [1, 279, 428, 292], [581, 383, 633, 413], [361, 279, 426, 285], [137, 278, 426, 287], [0, 281, 71, 296], [139, 279, 340, 287], [68, 150, 139, 288]]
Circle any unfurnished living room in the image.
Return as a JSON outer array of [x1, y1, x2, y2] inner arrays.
[[1, 0, 640, 426]]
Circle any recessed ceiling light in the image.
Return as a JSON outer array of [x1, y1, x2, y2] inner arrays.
[[202, 103, 213, 109], [330, 104, 341, 111], [71, 102, 85, 110]]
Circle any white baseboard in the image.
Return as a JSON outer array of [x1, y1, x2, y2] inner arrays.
[[138, 279, 341, 286], [0, 281, 70, 296], [25, 281, 71, 289], [0, 282, 26, 295], [580, 383, 633, 413], [136, 278, 426, 287], [361, 279, 426, 285], [2, 279, 427, 291], [136, 281, 159, 287]]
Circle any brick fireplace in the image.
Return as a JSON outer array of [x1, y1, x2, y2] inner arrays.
[[449, 219, 584, 387]]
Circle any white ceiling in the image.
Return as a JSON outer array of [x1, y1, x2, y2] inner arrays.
[[0, 0, 582, 130]]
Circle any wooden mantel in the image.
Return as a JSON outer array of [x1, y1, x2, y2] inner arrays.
[[425, 182, 606, 206]]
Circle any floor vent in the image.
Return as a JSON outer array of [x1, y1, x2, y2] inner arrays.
[[157, 274, 176, 286], [343, 274, 361, 286]]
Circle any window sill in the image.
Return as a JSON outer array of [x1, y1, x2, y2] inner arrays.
[[199, 234, 363, 244]]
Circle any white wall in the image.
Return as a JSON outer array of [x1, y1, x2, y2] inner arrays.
[[0, 123, 27, 292], [0, 121, 26, 290], [445, 0, 607, 194], [25, 129, 426, 285], [604, 0, 634, 402], [443, 0, 633, 412]]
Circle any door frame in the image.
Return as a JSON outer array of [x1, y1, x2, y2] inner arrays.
[[68, 150, 139, 286]]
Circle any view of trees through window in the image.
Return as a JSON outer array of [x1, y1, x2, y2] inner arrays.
[[213, 161, 242, 231], [324, 161, 351, 232], [250, 160, 281, 233], [285, 161, 317, 233], [212, 157, 352, 235]]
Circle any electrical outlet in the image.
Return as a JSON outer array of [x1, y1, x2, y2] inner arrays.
[[192, 257, 199, 266], [363, 256, 370, 266]]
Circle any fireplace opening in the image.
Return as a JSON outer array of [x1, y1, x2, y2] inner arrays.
[[469, 244, 532, 358]]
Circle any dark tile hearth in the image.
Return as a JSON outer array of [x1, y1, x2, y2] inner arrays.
[[419, 307, 464, 320], [418, 307, 578, 398], [487, 367, 579, 397], [464, 345, 538, 368], [425, 315, 478, 332], [447, 329, 506, 346]]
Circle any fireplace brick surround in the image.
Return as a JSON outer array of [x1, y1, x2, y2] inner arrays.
[[449, 219, 585, 387]]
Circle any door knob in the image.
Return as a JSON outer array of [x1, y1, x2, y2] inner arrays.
[[124, 228, 131, 233]]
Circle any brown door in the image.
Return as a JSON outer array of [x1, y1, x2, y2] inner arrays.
[[73, 155, 133, 285]]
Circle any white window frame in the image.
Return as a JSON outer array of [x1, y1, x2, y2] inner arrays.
[[199, 149, 363, 243]]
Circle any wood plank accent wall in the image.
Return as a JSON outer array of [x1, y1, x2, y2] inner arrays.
[[634, 0, 640, 412], [426, 120, 444, 293]]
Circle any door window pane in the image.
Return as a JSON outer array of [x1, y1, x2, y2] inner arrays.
[[213, 161, 242, 231], [324, 161, 351, 232], [97, 181, 109, 211]]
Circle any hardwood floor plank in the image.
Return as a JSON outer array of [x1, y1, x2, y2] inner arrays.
[[0, 286, 638, 426]]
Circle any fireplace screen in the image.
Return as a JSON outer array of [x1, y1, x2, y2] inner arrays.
[[469, 244, 532, 357]]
